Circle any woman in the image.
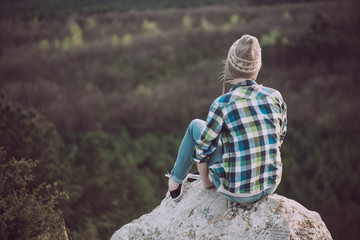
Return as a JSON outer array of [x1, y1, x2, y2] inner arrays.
[[168, 34, 287, 203]]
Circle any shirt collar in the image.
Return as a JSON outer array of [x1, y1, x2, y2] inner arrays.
[[229, 80, 257, 92]]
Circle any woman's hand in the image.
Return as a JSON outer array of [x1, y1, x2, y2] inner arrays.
[[202, 173, 214, 189], [197, 162, 215, 189]]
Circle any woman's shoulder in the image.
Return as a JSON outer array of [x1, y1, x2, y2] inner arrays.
[[260, 86, 284, 100], [213, 92, 234, 106]]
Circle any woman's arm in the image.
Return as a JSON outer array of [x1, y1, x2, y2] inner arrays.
[[193, 101, 224, 163], [193, 100, 223, 188]]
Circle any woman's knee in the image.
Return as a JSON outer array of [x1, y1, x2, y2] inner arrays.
[[187, 119, 206, 141], [190, 119, 204, 127]]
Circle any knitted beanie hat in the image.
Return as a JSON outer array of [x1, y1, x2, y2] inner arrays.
[[223, 34, 262, 82]]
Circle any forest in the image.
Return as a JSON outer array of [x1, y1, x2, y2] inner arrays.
[[0, 0, 359, 239]]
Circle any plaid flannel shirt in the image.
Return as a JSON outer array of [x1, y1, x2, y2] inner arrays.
[[193, 80, 287, 196]]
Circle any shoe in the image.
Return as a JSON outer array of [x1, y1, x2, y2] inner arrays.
[[165, 173, 185, 202], [187, 171, 201, 182], [169, 183, 185, 202]]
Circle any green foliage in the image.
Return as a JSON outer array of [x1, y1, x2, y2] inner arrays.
[[60, 131, 178, 238], [142, 19, 160, 35], [260, 29, 281, 47], [278, 121, 360, 239], [39, 38, 50, 51], [59, 21, 84, 51], [111, 34, 119, 46], [69, 22, 83, 47], [0, 97, 66, 190], [0, 148, 65, 240], [182, 15, 193, 31], [85, 17, 97, 30], [122, 33, 132, 46], [200, 17, 215, 32]]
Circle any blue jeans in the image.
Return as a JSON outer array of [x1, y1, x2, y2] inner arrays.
[[171, 119, 277, 203]]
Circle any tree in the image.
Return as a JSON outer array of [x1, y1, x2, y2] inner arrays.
[[0, 94, 67, 191], [0, 147, 67, 240]]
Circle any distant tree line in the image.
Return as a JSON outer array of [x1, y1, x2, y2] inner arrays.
[[0, 0, 341, 20]]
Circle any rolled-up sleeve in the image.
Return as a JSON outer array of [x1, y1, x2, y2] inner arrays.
[[193, 101, 224, 163]]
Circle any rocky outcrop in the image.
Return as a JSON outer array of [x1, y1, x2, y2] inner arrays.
[[110, 180, 332, 240]]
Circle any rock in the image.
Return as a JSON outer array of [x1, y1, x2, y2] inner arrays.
[[110, 180, 332, 240]]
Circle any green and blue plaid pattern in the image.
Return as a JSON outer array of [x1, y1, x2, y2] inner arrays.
[[193, 80, 287, 195]]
